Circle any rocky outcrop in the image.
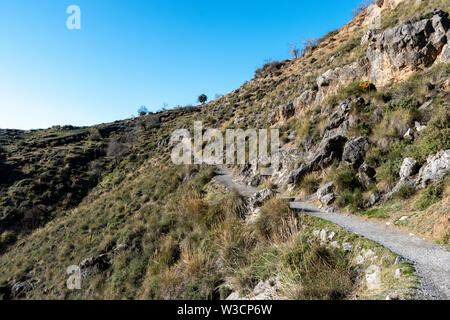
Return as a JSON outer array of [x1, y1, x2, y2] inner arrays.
[[227, 276, 281, 300], [293, 89, 317, 112], [79, 254, 111, 278], [323, 100, 352, 132], [310, 135, 348, 170], [315, 58, 370, 105], [399, 158, 420, 179], [416, 150, 450, 188], [342, 137, 369, 167], [390, 150, 450, 196], [368, 11, 450, 87], [268, 102, 295, 124], [359, 163, 377, 189], [314, 10, 449, 107], [287, 163, 311, 185]]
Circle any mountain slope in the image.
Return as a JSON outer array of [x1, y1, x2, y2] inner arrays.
[[0, 0, 449, 300]]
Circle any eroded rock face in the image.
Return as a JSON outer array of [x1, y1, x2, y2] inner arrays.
[[287, 163, 311, 185], [342, 137, 369, 167], [323, 100, 352, 132], [293, 89, 317, 112], [268, 102, 295, 124], [368, 11, 450, 87], [389, 150, 450, 198]]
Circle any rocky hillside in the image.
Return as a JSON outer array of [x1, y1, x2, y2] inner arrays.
[[0, 0, 449, 300]]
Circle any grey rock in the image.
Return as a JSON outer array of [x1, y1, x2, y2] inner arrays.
[[365, 265, 382, 290], [269, 102, 295, 124], [368, 11, 450, 87], [11, 281, 35, 298], [342, 136, 369, 167], [399, 158, 420, 179], [415, 121, 427, 132], [293, 89, 316, 111], [320, 229, 328, 242], [79, 254, 111, 278], [342, 242, 353, 252], [366, 193, 381, 208], [358, 163, 376, 189], [317, 182, 334, 198], [416, 150, 450, 188], [287, 163, 311, 185], [419, 100, 433, 111], [310, 135, 348, 170], [369, 107, 384, 123], [320, 193, 336, 206], [404, 128, 415, 140], [323, 100, 352, 132], [248, 188, 274, 212]]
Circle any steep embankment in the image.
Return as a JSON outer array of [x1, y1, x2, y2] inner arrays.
[[214, 168, 450, 299], [0, 0, 449, 300]]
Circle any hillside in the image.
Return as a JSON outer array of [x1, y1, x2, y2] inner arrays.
[[0, 0, 449, 300]]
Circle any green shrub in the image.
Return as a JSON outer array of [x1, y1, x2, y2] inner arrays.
[[301, 174, 321, 195], [415, 183, 444, 210], [405, 108, 450, 163], [335, 189, 364, 213], [331, 165, 360, 192], [255, 199, 299, 242], [281, 240, 355, 300], [395, 184, 416, 200], [0, 231, 17, 252]]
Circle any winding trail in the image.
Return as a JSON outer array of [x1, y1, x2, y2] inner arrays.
[[214, 167, 450, 300]]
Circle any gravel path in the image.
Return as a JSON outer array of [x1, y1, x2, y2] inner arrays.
[[215, 167, 450, 300]]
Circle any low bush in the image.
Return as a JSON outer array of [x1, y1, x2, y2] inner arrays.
[[281, 239, 355, 300], [255, 199, 300, 243], [415, 183, 444, 210]]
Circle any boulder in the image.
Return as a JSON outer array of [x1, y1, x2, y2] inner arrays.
[[365, 265, 382, 290], [342, 137, 369, 167], [317, 182, 334, 198], [317, 182, 336, 205], [399, 158, 420, 179], [320, 229, 328, 242], [366, 193, 381, 208], [416, 150, 450, 188], [310, 135, 348, 170], [415, 121, 427, 132], [358, 164, 377, 189], [320, 193, 336, 206], [287, 163, 311, 185]]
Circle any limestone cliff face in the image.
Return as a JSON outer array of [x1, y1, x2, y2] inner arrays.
[[313, 10, 449, 105], [367, 10, 450, 87]]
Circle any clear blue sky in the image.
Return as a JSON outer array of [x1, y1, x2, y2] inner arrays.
[[0, 0, 363, 130]]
